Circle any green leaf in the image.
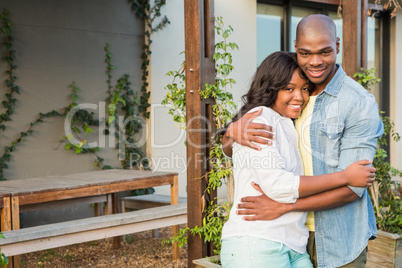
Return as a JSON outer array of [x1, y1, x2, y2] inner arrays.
[[108, 115, 115, 124]]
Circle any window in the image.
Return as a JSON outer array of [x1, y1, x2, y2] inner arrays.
[[257, 4, 283, 66], [257, 0, 342, 66], [367, 11, 390, 115]]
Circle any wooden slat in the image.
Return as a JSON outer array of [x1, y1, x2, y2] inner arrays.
[[367, 251, 394, 267], [1, 197, 11, 232], [104, 194, 113, 216], [369, 240, 396, 258], [1, 215, 187, 257], [16, 176, 174, 206], [0, 204, 187, 256], [11, 197, 19, 231], [122, 194, 187, 210], [367, 231, 402, 267], [171, 175, 180, 260], [94, 202, 103, 217], [0, 203, 187, 257], [111, 193, 121, 249], [0, 170, 177, 196], [370, 233, 397, 248], [171, 176, 179, 205], [377, 230, 402, 241], [20, 195, 107, 213]]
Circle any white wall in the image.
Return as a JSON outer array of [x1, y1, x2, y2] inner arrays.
[[150, 0, 257, 198], [150, 0, 186, 197], [0, 0, 144, 226], [390, 12, 402, 182], [0, 0, 143, 181]]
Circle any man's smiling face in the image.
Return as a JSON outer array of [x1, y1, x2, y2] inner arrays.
[[295, 29, 340, 94]]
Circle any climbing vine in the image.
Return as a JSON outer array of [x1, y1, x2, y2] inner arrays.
[[0, 2, 170, 181], [130, 0, 170, 119], [60, 43, 150, 172], [162, 17, 237, 254], [0, 9, 19, 132]]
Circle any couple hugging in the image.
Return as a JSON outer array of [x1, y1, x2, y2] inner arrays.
[[219, 14, 384, 268]]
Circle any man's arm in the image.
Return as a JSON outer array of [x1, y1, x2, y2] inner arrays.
[[237, 186, 358, 221], [336, 95, 384, 197], [298, 159, 375, 197], [236, 94, 384, 220], [222, 108, 275, 157]]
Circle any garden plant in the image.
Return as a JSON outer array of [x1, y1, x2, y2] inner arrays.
[[162, 16, 237, 255], [354, 68, 402, 234]]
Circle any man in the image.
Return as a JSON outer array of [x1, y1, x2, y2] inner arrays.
[[222, 15, 384, 268]]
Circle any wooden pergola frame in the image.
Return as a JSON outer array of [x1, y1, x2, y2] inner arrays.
[[184, 0, 368, 266]]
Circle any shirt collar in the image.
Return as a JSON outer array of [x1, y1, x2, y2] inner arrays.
[[320, 64, 345, 97]]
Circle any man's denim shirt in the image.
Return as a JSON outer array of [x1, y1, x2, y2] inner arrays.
[[307, 65, 384, 267]]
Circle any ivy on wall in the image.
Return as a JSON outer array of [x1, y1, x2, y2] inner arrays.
[[130, 0, 170, 119], [0, 10, 18, 133], [0, 2, 170, 183]]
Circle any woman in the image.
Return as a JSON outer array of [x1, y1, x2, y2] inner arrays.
[[220, 51, 375, 268]]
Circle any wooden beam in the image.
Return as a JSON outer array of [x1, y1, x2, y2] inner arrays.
[[184, 1, 205, 265], [184, 0, 215, 266], [342, 0, 362, 77], [302, 0, 340, 4], [170, 176, 180, 260], [361, 0, 368, 69], [16, 177, 174, 206], [1, 197, 11, 232]]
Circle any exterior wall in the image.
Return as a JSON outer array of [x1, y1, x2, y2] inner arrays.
[[150, 0, 186, 198], [390, 12, 402, 182], [151, 0, 257, 198], [0, 0, 144, 226]]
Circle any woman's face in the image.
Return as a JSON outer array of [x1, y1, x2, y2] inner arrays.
[[272, 68, 310, 119]]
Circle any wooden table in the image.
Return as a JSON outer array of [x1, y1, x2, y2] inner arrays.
[[0, 169, 179, 267]]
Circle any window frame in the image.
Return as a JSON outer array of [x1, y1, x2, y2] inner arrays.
[[257, 0, 339, 51]]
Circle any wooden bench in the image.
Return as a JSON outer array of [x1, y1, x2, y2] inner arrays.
[[0, 203, 187, 260], [121, 194, 187, 211], [0, 170, 180, 267], [121, 194, 187, 238]]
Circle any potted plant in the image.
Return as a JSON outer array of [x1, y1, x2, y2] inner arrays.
[[354, 68, 402, 268]]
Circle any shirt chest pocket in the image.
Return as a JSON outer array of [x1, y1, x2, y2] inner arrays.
[[319, 123, 344, 167]]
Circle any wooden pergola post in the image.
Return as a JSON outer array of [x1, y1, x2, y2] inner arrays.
[[184, 0, 216, 267], [342, 0, 368, 76]]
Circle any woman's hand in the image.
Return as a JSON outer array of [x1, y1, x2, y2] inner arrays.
[[343, 160, 376, 187]]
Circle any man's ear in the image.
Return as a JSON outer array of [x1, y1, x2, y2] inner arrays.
[[336, 37, 340, 54], [294, 40, 297, 52]]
